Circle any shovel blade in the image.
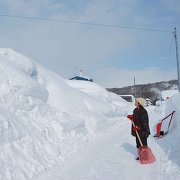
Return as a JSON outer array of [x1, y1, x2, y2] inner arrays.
[[138, 146, 156, 165]]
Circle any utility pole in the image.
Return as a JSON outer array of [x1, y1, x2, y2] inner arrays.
[[134, 77, 136, 98], [174, 28, 180, 92]]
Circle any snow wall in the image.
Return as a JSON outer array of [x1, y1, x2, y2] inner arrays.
[[0, 48, 128, 180]]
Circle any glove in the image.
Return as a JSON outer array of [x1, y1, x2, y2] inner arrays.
[[133, 126, 140, 132], [127, 114, 134, 121]]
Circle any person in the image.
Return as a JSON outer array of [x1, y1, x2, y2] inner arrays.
[[127, 97, 150, 160]]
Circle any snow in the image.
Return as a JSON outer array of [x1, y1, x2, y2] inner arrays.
[[0, 48, 180, 180], [161, 90, 178, 100]]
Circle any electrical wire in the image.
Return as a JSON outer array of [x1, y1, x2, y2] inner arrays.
[[0, 14, 172, 33], [162, 34, 174, 80]]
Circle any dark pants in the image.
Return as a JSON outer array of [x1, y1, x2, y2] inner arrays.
[[136, 136, 148, 148]]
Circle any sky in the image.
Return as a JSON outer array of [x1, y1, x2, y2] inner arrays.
[[0, 0, 180, 88]]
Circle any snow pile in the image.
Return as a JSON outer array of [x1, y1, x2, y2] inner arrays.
[[156, 92, 180, 167], [65, 80, 127, 116], [0, 48, 128, 180], [161, 90, 178, 100]]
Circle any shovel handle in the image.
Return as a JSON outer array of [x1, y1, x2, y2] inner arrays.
[[132, 121, 143, 147]]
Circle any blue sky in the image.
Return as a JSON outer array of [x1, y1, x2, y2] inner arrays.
[[0, 0, 179, 87]]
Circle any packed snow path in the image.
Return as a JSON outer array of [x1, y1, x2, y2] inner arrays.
[[35, 118, 180, 180]]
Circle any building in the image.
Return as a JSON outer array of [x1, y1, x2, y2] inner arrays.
[[69, 70, 93, 82]]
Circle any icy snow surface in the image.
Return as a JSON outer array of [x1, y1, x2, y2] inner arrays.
[[0, 48, 179, 180]]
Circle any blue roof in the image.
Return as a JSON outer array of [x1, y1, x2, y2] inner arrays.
[[69, 76, 93, 82]]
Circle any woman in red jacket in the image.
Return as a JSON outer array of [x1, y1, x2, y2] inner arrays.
[[127, 98, 150, 160]]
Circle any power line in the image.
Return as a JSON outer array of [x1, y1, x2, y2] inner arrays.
[[0, 14, 172, 33], [162, 34, 175, 81]]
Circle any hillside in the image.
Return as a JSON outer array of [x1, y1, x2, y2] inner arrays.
[[107, 80, 178, 103]]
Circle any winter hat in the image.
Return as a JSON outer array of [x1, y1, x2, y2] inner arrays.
[[136, 97, 145, 106]]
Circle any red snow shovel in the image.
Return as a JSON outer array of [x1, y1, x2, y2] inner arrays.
[[132, 122, 156, 165]]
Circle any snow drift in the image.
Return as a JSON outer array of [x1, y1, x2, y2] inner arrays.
[[157, 93, 180, 167], [0, 48, 128, 180]]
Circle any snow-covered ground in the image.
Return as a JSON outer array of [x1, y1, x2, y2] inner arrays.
[[0, 48, 180, 180]]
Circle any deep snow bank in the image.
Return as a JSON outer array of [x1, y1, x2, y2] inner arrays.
[[154, 92, 180, 167], [0, 48, 128, 180]]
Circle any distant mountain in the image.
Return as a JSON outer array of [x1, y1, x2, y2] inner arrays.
[[107, 80, 178, 104]]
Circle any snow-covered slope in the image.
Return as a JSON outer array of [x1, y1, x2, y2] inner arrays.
[[0, 48, 128, 180], [1, 48, 180, 180]]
